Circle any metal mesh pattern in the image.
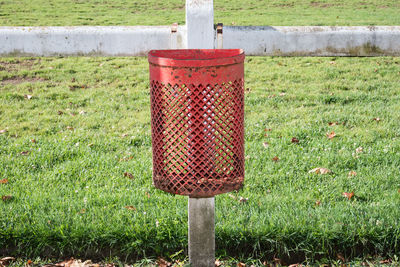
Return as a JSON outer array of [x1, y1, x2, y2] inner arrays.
[[148, 49, 245, 197]]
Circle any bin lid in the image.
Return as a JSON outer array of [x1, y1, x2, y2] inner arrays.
[[148, 49, 244, 67]]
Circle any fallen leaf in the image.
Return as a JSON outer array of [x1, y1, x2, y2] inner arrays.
[[329, 61, 336, 65], [119, 156, 133, 162], [157, 258, 171, 267], [337, 253, 345, 262], [245, 88, 251, 93], [121, 133, 129, 138], [272, 156, 279, 162], [342, 192, 355, 200], [288, 264, 302, 267], [348, 171, 357, 177], [58, 110, 64, 115], [0, 257, 15, 266], [24, 94, 33, 100], [279, 92, 286, 96], [125, 206, 136, 211], [78, 208, 86, 214], [79, 110, 86, 115], [355, 147, 363, 154], [145, 192, 151, 198], [237, 263, 246, 267], [66, 126, 74, 130], [31, 139, 36, 143], [291, 137, 299, 143], [215, 259, 222, 267], [88, 143, 94, 147], [262, 142, 269, 148], [20, 151, 30, 155], [328, 122, 339, 126], [124, 172, 134, 179], [315, 200, 321, 206], [268, 94, 276, 98], [379, 259, 392, 264], [0, 179, 8, 184], [309, 167, 332, 174], [26, 259, 33, 265], [326, 131, 336, 139], [372, 117, 381, 122], [0, 129, 7, 134], [264, 128, 272, 132], [239, 196, 248, 203]]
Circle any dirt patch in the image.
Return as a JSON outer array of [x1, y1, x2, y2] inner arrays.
[[0, 59, 40, 71], [273, 2, 295, 8], [310, 1, 338, 8], [1, 76, 46, 85]]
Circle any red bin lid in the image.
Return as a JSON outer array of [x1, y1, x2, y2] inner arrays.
[[148, 49, 244, 67]]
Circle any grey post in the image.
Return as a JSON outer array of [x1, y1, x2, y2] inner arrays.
[[186, 0, 215, 266]]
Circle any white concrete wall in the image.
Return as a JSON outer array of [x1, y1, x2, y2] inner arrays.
[[1, 26, 400, 56], [0, 26, 186, 56], [222, 26, 400, 56]]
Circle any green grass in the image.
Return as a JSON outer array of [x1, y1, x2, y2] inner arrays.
[[0, 0, 399, 26], [1, 56, 400, 263]]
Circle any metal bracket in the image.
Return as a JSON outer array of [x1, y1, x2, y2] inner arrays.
[[171, 22, 178, 49], [216, 23, 223, 49]]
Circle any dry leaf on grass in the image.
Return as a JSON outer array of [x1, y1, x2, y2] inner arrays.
[[66, 126, 74, 130], [237, 263, 246, 267], [326, 131, 336, 139], [157, 258, 171, 267], [31, 139, 36, 143], [262, 142, 269, 148], [309, 167, 332, 174], [0, 179, 8, 184], [356, 147, 363, 153], [372, 117, 381, 122], [215, 259, 222, 267], [348, 171, 357, 177], [20, 151, 30, 155], [272, 156, 279, 162], [0, 257, 15, 266], [342, 192, 355, 200], [239, 196, 248, 203], [291, 137, 299, 143], [315, 200, 321, 206], [1, 195, 13, 201], [125, 206, 136, 211], [58, 110, 64, 115], [328, 122, 339, 126], [123, 172, 134, 179]]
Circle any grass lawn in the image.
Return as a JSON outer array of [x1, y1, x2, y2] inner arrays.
[[1, 56, 400, 264], [0, 0, 399, 26]]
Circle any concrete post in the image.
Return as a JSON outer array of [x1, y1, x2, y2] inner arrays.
[[186, 0, 214, 49], [186, 1, 215, 266], [188, 197, 215, 267]]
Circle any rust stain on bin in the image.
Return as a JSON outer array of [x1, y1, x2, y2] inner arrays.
[[148, 49, 245, 197]]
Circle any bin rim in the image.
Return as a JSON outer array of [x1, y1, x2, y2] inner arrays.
[[148, 49, 244, 67]]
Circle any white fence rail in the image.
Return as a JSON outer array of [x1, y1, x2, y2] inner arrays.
[[1, 26, 400, 57]]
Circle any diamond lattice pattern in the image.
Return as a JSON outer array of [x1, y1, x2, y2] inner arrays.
[[150, 80, 244, 197]]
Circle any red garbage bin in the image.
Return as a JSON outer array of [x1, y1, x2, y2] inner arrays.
[[148, 49, 245, 197]]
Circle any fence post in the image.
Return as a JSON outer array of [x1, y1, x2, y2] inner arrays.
[[186, 1, 215, 266]]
